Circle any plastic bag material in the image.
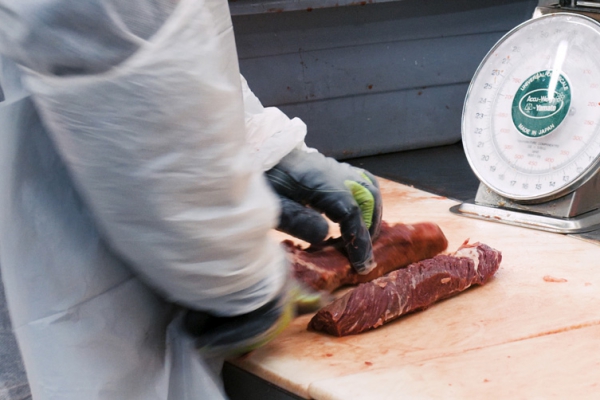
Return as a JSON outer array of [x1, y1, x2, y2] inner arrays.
[[0, 0, 305, 397], [0, 87, 175, 400], [0, 72, 234, 400], [21, 0, 287, 316], [241, 75, 307, 171], [0, 56, 26, 100], [0, 0, 177, 75], [0, 0, 306, 171]]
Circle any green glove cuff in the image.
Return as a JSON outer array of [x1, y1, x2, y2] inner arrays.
[[344, 177, 375, 229], [290, 282, 332, 315]]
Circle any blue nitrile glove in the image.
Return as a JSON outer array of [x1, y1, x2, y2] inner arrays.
[[265, 148, 383, 275], [183, 282, 328, 357]]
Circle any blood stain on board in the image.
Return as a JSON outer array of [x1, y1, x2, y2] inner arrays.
[[543, 275, 567, 283]]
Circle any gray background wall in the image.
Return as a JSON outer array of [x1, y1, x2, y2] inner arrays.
[[233, 0, 538, 159]]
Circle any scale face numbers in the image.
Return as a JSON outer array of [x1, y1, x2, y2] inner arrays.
[[463, 13, 600, 202]]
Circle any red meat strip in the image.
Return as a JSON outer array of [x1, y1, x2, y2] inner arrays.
[[309, 241, 502, 336], [283, 221, 448, 293]]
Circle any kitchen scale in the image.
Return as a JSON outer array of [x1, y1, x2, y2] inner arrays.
[[450, 1, 600, 233]]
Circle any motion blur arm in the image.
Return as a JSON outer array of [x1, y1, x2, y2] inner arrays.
[[0, 0, 288, 316], [0, 0, 176, 76]]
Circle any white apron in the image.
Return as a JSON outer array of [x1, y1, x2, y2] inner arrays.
[[0, 0, 304, 397]]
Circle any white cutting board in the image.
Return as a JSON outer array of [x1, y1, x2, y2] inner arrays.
[[230, 179, 600, 399]]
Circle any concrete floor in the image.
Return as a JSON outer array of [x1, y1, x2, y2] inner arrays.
[[0, 268, 31, 400]]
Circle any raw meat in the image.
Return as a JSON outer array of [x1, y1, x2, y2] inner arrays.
[[309, 241, 502, 336], [283, 221, 448, 293]]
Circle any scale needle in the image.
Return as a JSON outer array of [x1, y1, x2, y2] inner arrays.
[[547, 40, 568, 101]]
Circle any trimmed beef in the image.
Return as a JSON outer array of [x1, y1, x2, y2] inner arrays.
[[283, 221, 448, 293], [309, 241, 502, 336]]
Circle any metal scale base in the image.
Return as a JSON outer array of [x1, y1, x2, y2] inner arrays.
[[450, 202, 600, 233], [450, 176, 600, 233]]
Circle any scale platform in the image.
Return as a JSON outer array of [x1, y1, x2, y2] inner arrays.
[[451, 176, 600, 233]]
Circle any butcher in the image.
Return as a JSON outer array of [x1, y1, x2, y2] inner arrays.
[[0, 0, 382, 399]]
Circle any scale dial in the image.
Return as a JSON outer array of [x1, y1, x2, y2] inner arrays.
[[463, 13, 600, 202]]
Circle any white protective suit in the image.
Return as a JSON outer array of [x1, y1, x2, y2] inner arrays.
[[0, 0, 306, 398]]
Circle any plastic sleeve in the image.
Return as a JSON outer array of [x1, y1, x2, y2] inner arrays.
[[2, 0, 288, 316]]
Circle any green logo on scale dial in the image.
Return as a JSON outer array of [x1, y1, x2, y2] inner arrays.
[[511, 70, 571, 138]]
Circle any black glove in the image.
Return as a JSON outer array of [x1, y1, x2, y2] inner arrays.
[[183, 282, 327, 357], [265, 148, 382, 274], [183, 294, 293, 357]]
